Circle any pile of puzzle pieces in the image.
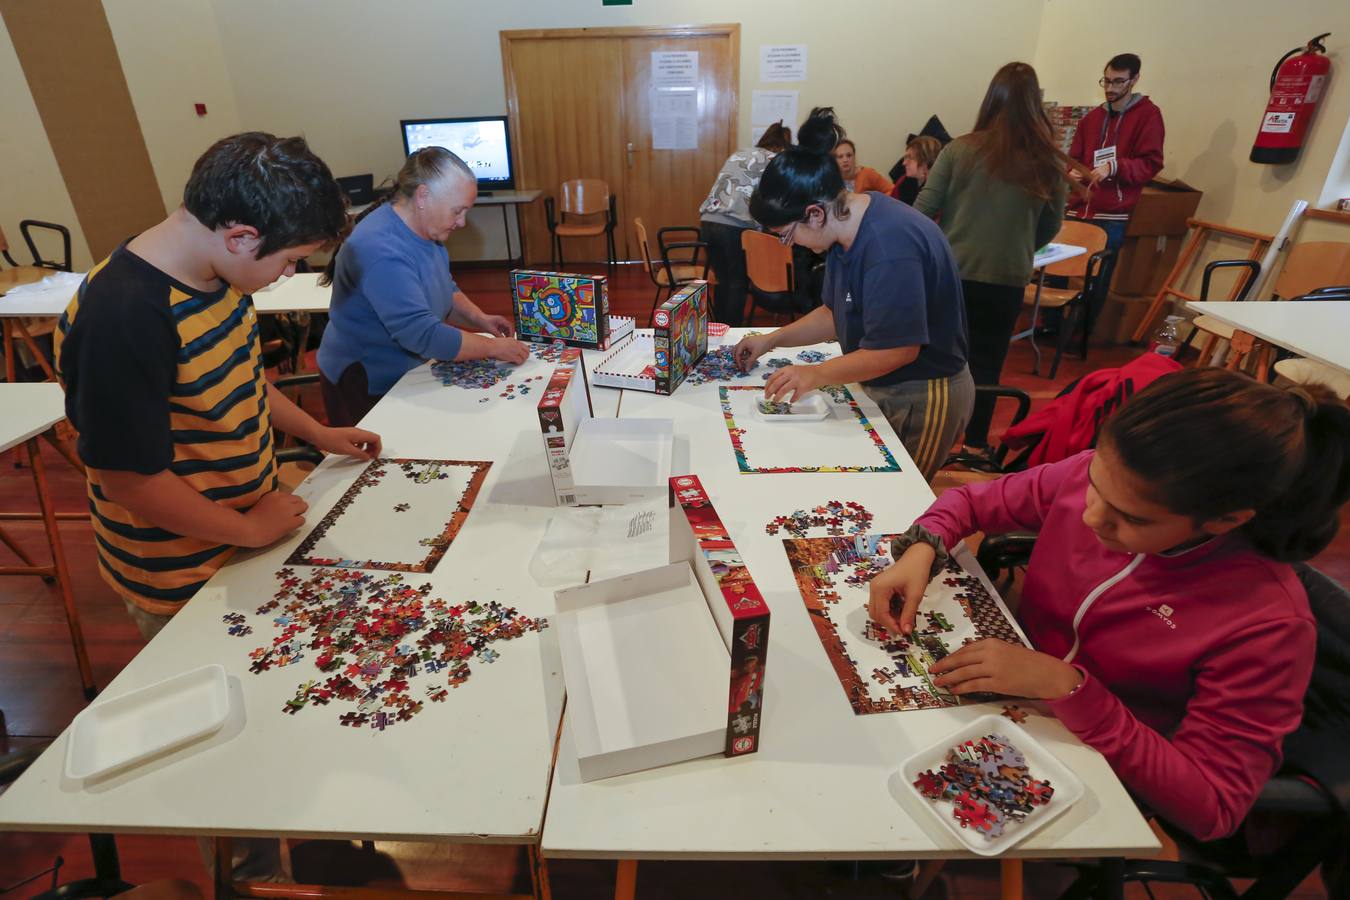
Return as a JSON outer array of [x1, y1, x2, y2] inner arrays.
[[685, 345, 759, 386], [429, 357, 544, 401], [912, 733, 1054, 840], [765, 500, 875, 538], [233, 567, 548, 732]]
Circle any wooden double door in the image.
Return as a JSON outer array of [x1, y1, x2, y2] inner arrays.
[[501, 25, 739, 265]]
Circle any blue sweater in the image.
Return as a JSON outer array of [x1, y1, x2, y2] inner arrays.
[[317, 203, 464, 394]]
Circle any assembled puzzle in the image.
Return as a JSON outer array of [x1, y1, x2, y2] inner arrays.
[[285, 458, 491, 573], [511, 269, 632, 350], [591, 281, 709, 394], [228, 566, 546, 732], [782, 534, 1026, 714], [720, 385, 901, 473]]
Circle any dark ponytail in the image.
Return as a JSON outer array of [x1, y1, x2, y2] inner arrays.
[[1100, 367, 1350, 562], [319, 146, 474, 287], [749, 107, 849, 229]]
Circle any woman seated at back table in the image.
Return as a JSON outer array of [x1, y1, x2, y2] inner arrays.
[[317, 147, 528, 426], [890, 136, 943, 205], [833, 138, 894, 195]]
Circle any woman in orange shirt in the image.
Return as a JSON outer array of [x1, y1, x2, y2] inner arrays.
[[832, 139, 893, 194]]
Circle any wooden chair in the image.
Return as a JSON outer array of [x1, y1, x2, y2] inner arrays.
[[634, 218, 711, 325], [544, 179, 617, 270], [1189, 241, 1350, 369], [1021, 220, 1112, 378], [741, 230, 797, 325]]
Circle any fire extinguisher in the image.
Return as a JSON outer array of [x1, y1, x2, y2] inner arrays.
[[1250, 32, 1331, 164]]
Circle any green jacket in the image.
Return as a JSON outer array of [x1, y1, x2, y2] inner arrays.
[[914, 136, 1066, 287]]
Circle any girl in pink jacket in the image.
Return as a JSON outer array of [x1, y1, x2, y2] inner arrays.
[[869, 367, 1350, 840]]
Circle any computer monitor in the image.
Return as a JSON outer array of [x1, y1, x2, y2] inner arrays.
[[400, 116, 515, 193]]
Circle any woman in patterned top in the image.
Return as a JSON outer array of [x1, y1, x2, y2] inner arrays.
[[698, 121, 792, 326]]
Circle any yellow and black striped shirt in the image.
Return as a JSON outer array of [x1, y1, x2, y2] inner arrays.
[[54, 247, 276, 614]]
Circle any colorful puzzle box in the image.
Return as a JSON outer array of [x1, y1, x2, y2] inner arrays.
[[511, 269, 632, 350], [552, 474, 769, 781], [591, 281, 709, 395]]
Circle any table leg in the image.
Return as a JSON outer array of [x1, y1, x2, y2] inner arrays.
[[501, 204, 515, 266], [999, 857, 1023, 900], [3, 319, 16, 383], [215, 836, 234, 900], [27, 434, 96, 698], [1009, 270, 1045, 376], [614, 859, 638, 900], [528, 845, 552, 900]]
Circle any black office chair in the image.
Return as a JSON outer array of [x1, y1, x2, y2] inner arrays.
[[2, 220, 73, 272]]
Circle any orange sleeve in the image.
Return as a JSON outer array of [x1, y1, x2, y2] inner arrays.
[[856, 167, 894, 195]]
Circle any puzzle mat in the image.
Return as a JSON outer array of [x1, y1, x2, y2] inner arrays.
[[783, 534, 1026, 714], [719, 385, 901, 474], [286, 458, 491, 573], [225, 566, 546, 732]]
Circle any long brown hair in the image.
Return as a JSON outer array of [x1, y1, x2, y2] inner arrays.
[[1101, 367, 1350, 562], [966, 62, 1087, 201]]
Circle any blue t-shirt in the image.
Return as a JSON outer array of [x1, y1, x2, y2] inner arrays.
[[823, 193, 968, 385], [317, 203, 463, 394]]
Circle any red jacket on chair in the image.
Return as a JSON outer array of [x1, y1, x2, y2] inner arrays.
[[1002, 352, 1182, 467]]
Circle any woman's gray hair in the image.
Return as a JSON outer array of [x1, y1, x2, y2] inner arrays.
[[395, 146, 475, 198]]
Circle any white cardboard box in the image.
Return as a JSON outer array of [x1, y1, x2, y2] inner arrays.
[[553, 476, 770, 781]]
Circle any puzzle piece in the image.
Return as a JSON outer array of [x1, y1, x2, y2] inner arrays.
[[1001, 705, 1029, 724]]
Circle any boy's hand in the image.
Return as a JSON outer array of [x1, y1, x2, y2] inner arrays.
[[314, 426, 382, 460], [929, 639, 1083, 700], [488, 337, 530, 365], [479, 314, 515, 338], [867, 543, 934, 636], [763, 364, 822, 403], [733, 333, 774, 372], [242, 491, 308, 547]]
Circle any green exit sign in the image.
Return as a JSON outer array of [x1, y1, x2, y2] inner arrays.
[[602, 0, 632, 5]]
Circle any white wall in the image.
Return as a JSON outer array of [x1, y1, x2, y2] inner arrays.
[[0, 21, 88, 269], [204, 0, 1047, 261], [1033, 0, 1350, 236]]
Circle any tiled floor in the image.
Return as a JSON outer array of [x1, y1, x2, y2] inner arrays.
[[0, 263, 1337, 897]]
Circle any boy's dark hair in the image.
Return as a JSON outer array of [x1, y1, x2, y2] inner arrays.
[[183, 132, 348, 259], [749, 107, 849, 229], [1101, 367, 1350, 562], [1106, 53, 1142, 77]]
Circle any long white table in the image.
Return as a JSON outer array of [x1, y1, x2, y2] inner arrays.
[[541, 332, 1158, 887], [0, 270, 84, 383], [1185, 300, 1350, 374]]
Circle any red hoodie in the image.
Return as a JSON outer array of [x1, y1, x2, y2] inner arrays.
[[917, 451, 1315, 841], [1067, 95, 1165, 220]]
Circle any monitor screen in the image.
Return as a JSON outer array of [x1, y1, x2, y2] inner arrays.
[[400, 116, 515, 191]]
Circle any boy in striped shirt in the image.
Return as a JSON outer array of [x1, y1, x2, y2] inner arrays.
[[56, 132, 381, 639]]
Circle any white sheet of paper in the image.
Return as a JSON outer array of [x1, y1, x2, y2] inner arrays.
[[651, 50, 699, 88], [530, 496, 671, 588], [751, 89, 798, 138], [759, 44, 807, 82], [719, 385, 901, 473], [652, 88, 699, 150]]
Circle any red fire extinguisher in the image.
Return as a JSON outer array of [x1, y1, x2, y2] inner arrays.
[[1250, 32, 1331, 164]]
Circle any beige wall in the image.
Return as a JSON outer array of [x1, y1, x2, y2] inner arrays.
[[206, 0, 1046, 261], [0, 20, 88, 269], [1033, 0, 1350, 240]]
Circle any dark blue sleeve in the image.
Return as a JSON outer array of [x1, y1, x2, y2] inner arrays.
[[857, 254, 929, 351], [363, 255, 464, 361]]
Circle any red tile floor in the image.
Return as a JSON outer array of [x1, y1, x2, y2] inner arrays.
[[1, 263, 1339, 897]]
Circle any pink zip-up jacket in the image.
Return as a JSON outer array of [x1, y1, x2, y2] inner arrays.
[[917, 450, 1316, 840]]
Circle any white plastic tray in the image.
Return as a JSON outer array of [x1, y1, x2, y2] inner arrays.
[[753, 392, 831, 422], [65, 664, 231, 780], [897, 713, 1083, 856]]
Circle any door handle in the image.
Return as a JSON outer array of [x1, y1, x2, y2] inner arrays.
[[627, 141, 635, 169]]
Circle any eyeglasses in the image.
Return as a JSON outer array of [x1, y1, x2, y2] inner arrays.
[[775, 221, 798, 246], [1098, 76, 1134, 88]]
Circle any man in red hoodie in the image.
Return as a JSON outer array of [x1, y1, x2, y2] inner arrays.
[[1067, 53, 1166, 251]]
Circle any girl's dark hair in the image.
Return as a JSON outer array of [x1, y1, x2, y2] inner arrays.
[[184, 132, 348, 259], [1101, 367, 1350, 562], [755, 121, 793, 152], [749, 107, 849, 229], [320, 146, 474, 286], [966, 62, 1080, 202]]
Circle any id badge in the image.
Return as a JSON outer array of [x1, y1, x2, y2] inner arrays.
[[1093, 145, 1117, 169]]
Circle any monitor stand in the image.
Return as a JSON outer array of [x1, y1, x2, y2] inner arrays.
[[479, 190, 496, 197]]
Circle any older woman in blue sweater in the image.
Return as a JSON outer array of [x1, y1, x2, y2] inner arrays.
[[317, 147, 528, 426]]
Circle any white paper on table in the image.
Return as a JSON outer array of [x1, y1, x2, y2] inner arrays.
[[0, 270, 84, 295], [719, 385, 901, 473], [751, 89, 798, 135], [529, 495, 670, 588], [651, 50, 699, 88], [759, 44, 807, 82]]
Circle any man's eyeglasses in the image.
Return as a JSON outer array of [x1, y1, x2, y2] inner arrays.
[[1098, 76, 1134, 88]]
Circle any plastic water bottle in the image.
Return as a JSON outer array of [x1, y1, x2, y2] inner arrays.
[[1154, 315, 1183, 358]]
